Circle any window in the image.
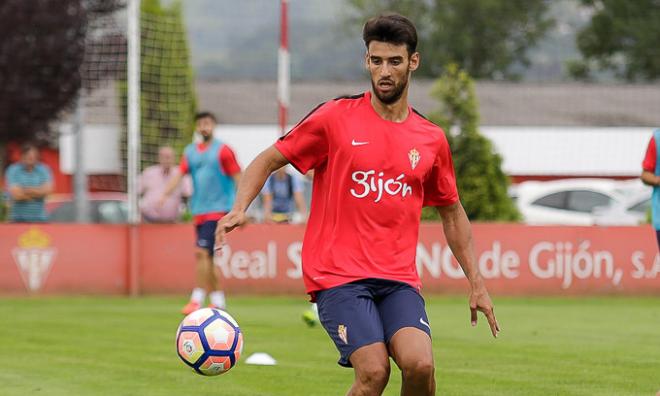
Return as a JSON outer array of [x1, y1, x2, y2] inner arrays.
[[566, 190, 612, 213], [48, 202, 76, 223], [629, 198, 650, 214], [532, 192, 568, 209], [96, 201, 126, 223]]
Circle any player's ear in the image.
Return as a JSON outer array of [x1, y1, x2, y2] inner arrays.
[[364, 51, 370, 70], [408, 52, 420, 72]]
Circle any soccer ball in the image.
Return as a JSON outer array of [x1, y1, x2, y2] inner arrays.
[[176, 308, 244, 376]]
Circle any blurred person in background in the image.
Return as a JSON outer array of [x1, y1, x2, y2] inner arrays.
[[641, 129, 660, 250], [260, 167, 315, 325], [139, 146, 190, 223], [261, 167, 308, 224], [4, 143, 53, 223], [161, 111, 241, 315], [215, 14, 498, 396]]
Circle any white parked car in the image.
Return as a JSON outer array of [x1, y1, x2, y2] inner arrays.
[[514, 178, 650, 226], [592, 190, 650, 226]]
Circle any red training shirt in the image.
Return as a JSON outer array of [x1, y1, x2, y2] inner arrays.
[[643, 136, 656, 173], [275, 92, 459, 295], [179, 142, 241, 224]]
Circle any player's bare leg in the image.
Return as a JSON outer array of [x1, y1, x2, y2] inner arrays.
[[203, 250, 216, 292], [201, 248, 225, 309], [181, 247, 214, 314], [195, 247, 210, 291], [346, 342, 390, 396], [389, 327, 435, 396]]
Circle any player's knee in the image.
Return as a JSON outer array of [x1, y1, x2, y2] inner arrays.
[[356, 362, 390, 389], [401, 357, 434, 383], [195, 247, 210, 260]]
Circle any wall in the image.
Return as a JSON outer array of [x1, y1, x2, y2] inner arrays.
[[1, 224, 659, 295]]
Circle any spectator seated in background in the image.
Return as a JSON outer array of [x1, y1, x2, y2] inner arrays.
[[139, 146, 191, 223], [261, 167, 308, 224], [4, 143, 53, 223]]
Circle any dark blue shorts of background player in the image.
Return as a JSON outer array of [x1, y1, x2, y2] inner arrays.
[[196, 220, 218, 256]]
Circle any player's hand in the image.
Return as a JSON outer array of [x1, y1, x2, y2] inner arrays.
[[214, 210, 247, 253], [469, 279, 500, 338]]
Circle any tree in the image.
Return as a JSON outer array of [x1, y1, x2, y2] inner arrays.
[[119, 0, 196, 170], [570, 0, 660, 81], [0, 0, 86, 169], [345, 0, 554, 79], [0, 0, 124, 170], [424, 64, 519, 221]]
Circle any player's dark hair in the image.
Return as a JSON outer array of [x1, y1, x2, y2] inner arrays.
[[20, 142, 38, 155], [195, 111, 217, 122], [362, 13, 418, 55]]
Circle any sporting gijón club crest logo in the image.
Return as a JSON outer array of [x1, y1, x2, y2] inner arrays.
[[408, 148, 420, 170], [11, 228, 57, 292]]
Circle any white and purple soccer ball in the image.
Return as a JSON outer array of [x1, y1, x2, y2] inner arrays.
[[176, 308, 244, 376]]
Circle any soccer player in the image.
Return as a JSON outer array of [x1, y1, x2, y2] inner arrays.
[[161, 111, 241, 315], [216, 14, 499, 396], [139, 146, 190, 223], [641, 129, 660, 250]]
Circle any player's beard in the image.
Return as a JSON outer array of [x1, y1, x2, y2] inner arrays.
[[201, 132, 212, 142], [371, 73, 408, 105]]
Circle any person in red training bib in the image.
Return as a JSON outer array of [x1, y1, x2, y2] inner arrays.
[[216, 13, 499, 396]]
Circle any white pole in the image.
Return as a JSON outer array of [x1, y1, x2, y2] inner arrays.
[[127, 0, 141, 225], [72, 94, 90, 222], [278, 0, 290, 136], [127, 0, 141, 296]]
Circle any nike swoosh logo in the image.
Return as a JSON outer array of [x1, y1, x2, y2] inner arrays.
[[419, 317, 431, 330], [351, 139, 369, 146]]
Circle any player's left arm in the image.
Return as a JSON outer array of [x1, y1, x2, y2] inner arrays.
[[436, 202, 500, 338]]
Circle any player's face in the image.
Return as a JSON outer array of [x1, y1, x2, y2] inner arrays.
[[158, 147, 174, 168], [21, 149, 38, 168], [365, 41, 419, 105], [196, 117, 215, 141]]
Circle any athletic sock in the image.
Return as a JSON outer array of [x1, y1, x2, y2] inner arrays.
[[209, 291, 226, 309], [190, 288, 206, 305]]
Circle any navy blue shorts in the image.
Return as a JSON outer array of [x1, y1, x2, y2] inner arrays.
[[315, 278, 431, 367], [195, 220, 218, 255]]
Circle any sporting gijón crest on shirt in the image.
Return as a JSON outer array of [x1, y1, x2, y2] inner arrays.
[[275, 91, 459, 295]]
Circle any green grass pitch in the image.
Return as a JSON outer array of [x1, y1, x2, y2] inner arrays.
[[0, 295, 659, 395]]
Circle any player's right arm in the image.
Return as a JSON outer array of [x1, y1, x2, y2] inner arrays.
[[6, 166, 30, 201], [641, 171, 660, 186], [215, 146, 289, 248]]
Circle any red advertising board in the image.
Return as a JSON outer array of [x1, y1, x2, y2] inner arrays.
[[1, 224, 658, 295]]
